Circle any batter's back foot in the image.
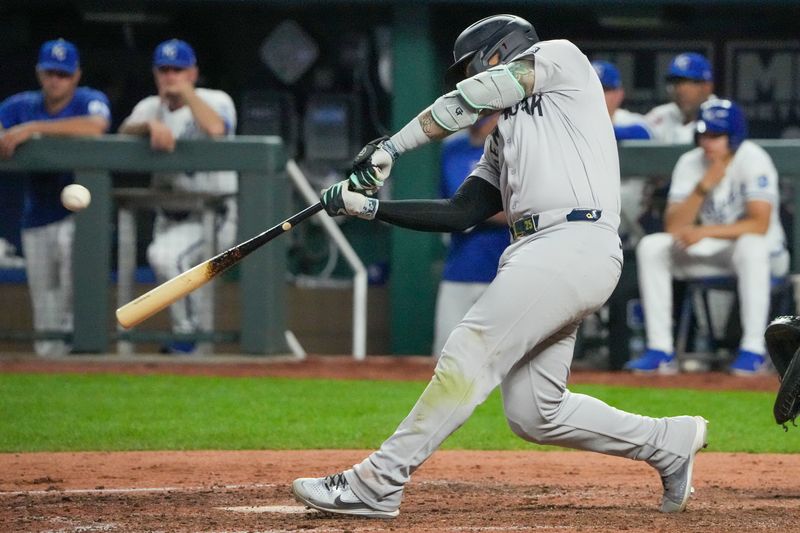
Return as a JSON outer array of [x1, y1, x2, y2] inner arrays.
[[292, 472, 399, 519], [660, 416, 708, 513]]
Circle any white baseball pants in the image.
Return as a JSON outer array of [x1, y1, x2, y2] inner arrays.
[[21, 217, 74, 357], [147, 204, 237, 334], [637, 232, 790, 355], [345, 223, 700, 513]]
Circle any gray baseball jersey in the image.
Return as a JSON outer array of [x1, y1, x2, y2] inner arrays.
[[344, 39, 702, 513], [473, 40, 621, 230]]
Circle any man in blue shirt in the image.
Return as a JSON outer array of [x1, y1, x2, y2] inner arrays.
[[432, 113, 508, 358], [0, 39, 110, 356]]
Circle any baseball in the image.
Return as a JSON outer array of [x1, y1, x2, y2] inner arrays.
[[61, 184, 92, 212]]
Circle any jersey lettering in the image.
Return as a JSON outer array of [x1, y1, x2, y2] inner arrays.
[[502, 94, 543, 120]]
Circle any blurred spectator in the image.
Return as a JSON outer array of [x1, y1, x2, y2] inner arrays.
[[432, 113, 506, 358], [591, 60, 652, 141], [0, 38, 111, 356], [645, 53, 715, 144], [625, 99, 789, 376], [119, 39, 237, 355]]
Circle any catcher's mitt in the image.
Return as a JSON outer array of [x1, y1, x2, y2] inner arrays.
[[764, 316, 800, 429]]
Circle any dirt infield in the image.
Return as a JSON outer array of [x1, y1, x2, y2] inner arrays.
[[2, 355, 799, 532]]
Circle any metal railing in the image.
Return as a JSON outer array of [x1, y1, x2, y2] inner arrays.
[[286, 159, 368, 360]]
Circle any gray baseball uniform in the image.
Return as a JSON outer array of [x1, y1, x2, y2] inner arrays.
[[343, 40, 700, 512]]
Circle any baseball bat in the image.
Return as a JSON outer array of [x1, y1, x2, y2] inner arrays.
[[116, 202, 324, 329]]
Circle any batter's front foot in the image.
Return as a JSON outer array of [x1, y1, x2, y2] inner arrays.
[[292, 472, 399, 519], [659, 416, 708, 513]]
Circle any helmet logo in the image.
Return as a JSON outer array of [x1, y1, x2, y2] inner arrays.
[[703, 108, 729, 121]]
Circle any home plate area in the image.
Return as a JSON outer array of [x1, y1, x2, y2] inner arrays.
[[218, 504, 312, 514]]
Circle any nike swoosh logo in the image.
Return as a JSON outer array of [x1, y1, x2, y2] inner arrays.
[[333, 494, 368, 509]]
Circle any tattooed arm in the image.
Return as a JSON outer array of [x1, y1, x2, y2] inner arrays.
[[409, 59, 536, 142], [353, 57, 536, 191]]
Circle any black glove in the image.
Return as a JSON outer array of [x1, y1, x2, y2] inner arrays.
[[765, 316, 800, 429], [349, 136, 398, 191]]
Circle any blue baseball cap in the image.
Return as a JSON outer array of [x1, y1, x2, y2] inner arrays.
[[153, 39, 196, 68], [591, 60, 621, 90], [37, 39, 79, 74], [666, 52, 713, 82]]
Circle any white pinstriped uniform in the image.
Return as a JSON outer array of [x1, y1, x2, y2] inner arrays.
[[343, 40, 701, 513]]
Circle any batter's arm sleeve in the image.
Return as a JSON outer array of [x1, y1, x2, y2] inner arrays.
[[376, 176, 504, 232]]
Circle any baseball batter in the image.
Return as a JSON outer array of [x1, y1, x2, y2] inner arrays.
[[293, 15, 707, 518], [0, 39, 111, 357], [119, 39, 237, 353], [628, 99, 788, 375]]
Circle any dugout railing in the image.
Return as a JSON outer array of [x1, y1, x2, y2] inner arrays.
[[0, 134, 290, 355], [1, 137, 800, 357], [618, 139, 800, 272]]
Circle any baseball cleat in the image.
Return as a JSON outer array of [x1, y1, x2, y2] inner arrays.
[[729, 350, 768, 376], [623, 349, 678, 375], [292, 472, 399, 519], [660, 415, 708, 513]]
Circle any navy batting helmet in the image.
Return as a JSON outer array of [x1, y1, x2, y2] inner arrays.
[[444, 14, 539, 89], [695, 99, 748, 151]]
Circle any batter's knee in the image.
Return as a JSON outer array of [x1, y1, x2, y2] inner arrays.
[[503, 389, 565, 445], [636, 232, 673, 264]]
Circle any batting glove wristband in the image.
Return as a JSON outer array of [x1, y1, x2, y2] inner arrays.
[[321, 180, 379, 220], [348, 136, 399, 191]]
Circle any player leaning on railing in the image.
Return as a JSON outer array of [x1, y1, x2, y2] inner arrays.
[[291, 14, 708, 519]]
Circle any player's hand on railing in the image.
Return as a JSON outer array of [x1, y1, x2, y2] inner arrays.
[[0, 124, 34, 159], [348, 136, 399, 192], [321, 180, 379, 220], [148, 120, 176, 152]]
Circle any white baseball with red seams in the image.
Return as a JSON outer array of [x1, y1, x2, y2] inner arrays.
[[60, 184, 91, 212]]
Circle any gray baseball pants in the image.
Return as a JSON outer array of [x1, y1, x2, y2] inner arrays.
[[344, 222, 699, 513]]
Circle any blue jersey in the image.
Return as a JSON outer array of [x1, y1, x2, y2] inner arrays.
[[0, 87, 110, 228], [440, 132, 508, 283]]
